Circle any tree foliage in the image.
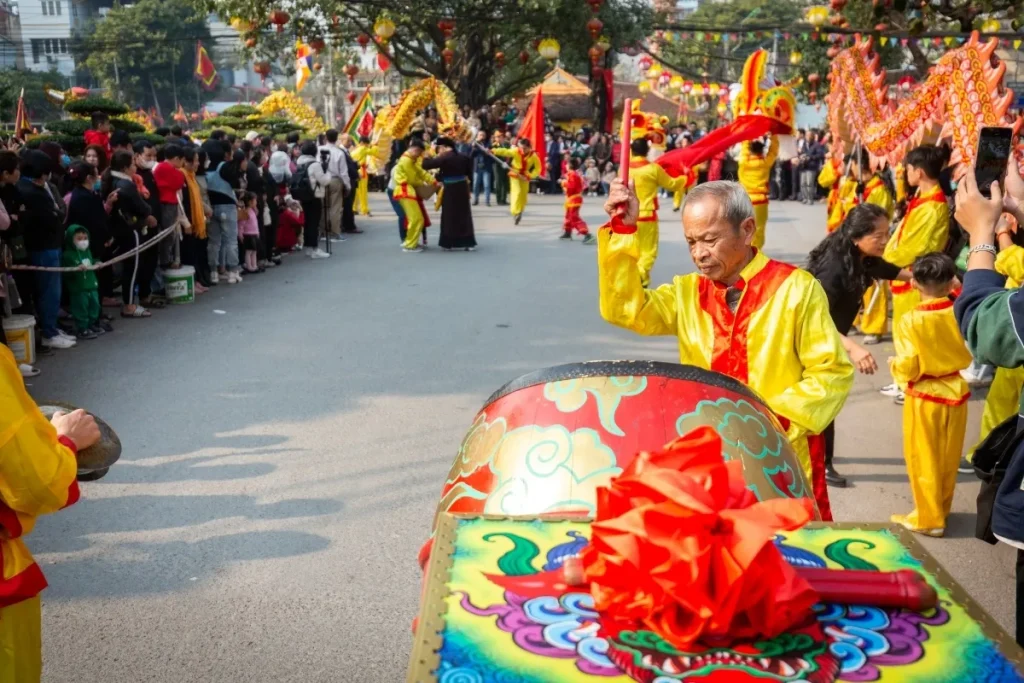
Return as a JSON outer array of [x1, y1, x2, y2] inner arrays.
[[73, 0, 213, 114], [200, 0, 654, 107], [0, 69, 69, 122]]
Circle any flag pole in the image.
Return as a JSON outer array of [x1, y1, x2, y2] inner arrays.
[[619, 98, 632, 185]]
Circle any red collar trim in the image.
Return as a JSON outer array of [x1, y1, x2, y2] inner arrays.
[[917, 298, 953, 312]]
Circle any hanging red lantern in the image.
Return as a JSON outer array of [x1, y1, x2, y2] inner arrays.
[[254, 60, 271, 82], [313, 63, 322, 72], [442, 47, 455, 65], [357, 33, 370, 51], [532, 38, 542, 50], [245, 37, 257, 49], [587, 0, 602, 13], [347, 91, 357, 104], [437, 19, 455, 37], [830, 0, 847, 10], [519, 50, 530, 64], [495, 51, 505, 66], [310, 38, 325, 54], [588, 45, 603, 64], [587, 17, 603, 40], [269, 10, 289, 33], [343, 63, 359, 82], [807, 72, 820, 87], [377, 52, 391, 72]]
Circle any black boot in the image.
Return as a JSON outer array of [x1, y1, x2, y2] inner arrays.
[[825, 455, 848, 488]]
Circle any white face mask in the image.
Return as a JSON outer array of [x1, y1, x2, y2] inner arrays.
[[204, 159, 211, 169], [75, 239, 89, 251], [137, 159, 155, 170]]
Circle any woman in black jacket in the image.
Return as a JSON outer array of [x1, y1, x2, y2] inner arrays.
[[104, 150, 157, 317], [806, 203, 911, 486]]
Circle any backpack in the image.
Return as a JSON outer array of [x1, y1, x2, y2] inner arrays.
[[290, 162, 315, 202]]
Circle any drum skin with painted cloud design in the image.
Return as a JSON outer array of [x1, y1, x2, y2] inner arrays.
[[420, 360, 818, 568]]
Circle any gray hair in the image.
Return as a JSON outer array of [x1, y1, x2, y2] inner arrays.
[[681, 181, 754, 230]]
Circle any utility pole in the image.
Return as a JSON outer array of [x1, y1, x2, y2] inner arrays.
[[326, 44, 336, 125]]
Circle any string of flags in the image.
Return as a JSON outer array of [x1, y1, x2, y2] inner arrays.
[[654, 30, 1024, 51]]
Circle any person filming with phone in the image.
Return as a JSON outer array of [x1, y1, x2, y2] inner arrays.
[[953, 133, 1024, 648]]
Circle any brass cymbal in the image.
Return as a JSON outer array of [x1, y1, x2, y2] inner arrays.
[[36, 402, 121, 481]]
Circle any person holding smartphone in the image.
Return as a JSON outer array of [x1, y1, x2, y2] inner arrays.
[[953, 153, 1024, 647]]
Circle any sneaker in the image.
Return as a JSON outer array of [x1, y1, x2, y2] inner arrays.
[[209, 271, 219, 284], [514, 213, 522, 225], [879, 383, 902, 397], [19, 363, 40, 377], [227, 272, 242, 284], [581, 234, 596, 245], [862, 334, 882, 345], [98, 320, 114, 333], [958, 458, 974, 474], [403, 246, 424, 253], [310, 248, 331, 259], [560, 232, 572, 240], [57, 329, 77, 341], [893, 392, 905, 405], [43, 334, 75, 348], [890, 513, 944, 538], [265, 260, 277, 268], [76, 328, 98, 341], [88, 325, 106, 336], [330, 236, 346, 243], [271, 256, 283, 265]]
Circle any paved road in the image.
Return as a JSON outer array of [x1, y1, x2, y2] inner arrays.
[[26, 191, 1017, 682]]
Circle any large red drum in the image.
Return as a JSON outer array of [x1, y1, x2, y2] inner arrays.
[[421, 360, 818, 568]]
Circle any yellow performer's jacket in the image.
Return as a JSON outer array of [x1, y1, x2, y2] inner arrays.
[[0, 345, 80, 606], [738, 136, 779, 205], [392, 152, 434, 200], [818, 159, 855, 233], [890, 299, 972, 406], [859, 174, 896, 219], [883, 186, 949, 328], [492, 147, 541, 182], [597, 229, 854, 482], [629, 155, 688, 216]]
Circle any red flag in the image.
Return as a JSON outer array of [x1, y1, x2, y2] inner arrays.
[[657, 115, 791, 178], [517, 89, 546, 178], [194, 41, 218, 91], [12, 89, 30, 138]]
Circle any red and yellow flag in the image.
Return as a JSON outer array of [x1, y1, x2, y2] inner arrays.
[[343, 87, 374, 139], [194, 41, 218, 91], [12, 89, 30, 138]]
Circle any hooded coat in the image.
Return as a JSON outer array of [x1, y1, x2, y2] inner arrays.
[[61, 224, 98, 292]]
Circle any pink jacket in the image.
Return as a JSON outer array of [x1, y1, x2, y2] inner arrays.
[[238, 207, 259, 237]]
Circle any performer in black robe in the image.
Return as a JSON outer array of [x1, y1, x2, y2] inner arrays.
[[422, 137, 477, 251]]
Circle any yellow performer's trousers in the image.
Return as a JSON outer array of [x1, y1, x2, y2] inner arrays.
[[673, 188, 684, 211], [901, 396, 967, 531], [637, 216, 659, 288], [0, 596, 41, 682], [857, 281, 889, 336], [509, 178, 529, 218], [399, 198, 425, 250], [970, 365, 1024, 459], [752, 202, 768, 249], [356, 177, 370, 215]]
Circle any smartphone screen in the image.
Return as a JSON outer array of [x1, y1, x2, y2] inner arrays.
[[976, 126, 1013, 198]]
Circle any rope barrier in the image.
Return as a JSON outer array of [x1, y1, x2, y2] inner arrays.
[[7, 225, 178, 273]]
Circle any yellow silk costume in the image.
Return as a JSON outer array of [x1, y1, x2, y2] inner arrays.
[[889, 299, 971, 532], [351, 143, 372, 216], [970, 244, 1024, 458], [597, 229, 854, 487], [855, 176, 898, 337], [882, 186, 949, 351], [737, 136, 778, 249], [817, 159, 855, 234], [629, 154, 689, 287], [0, 345, 81, 681], [492, 147, 540, 219], [393, 152, 435, 250]]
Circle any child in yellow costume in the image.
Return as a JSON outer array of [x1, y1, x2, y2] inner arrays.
[[879, 146, 950, 400], [350, 137, 373, 216], [888, 253, 971, 537], [393, 140, 437, 252], [737, 135, 778, 249], [970, 215, 1024, 460], [628, 137, 690, 287], [0, 345, 99, 681], [492, 138, 541, 225]]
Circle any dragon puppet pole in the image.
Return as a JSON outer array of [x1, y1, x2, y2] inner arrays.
[[472, 142, 511, 173], [619, 98, 633, 185]]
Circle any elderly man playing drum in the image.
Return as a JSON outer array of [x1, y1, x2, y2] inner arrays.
[[0, 344, 99, 681], [597, 179, 854, 519]]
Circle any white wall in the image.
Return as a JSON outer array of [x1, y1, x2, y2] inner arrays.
[[15, 0, 74, 77]]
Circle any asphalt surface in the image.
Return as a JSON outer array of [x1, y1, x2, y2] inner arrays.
[[25, 191, 1018, 682]]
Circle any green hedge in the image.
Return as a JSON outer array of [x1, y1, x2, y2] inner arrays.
[[129, 132, 166, 146], [43, 119, 89, 136], [27, 133, 83, 156], [202, 116, 246, 130], [63, 96, 130, 117], [111, 117, 145, 134], [221, 104, 259, 118]]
